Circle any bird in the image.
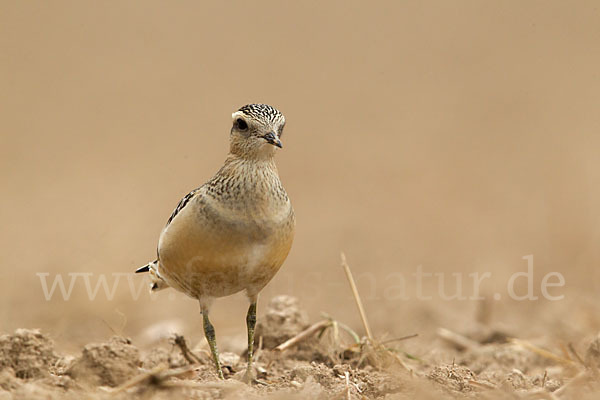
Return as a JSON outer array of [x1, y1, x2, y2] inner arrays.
[[136, 104, 295, 381]]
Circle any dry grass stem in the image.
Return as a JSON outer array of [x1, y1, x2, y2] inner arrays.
[[160, 379, 246, 391], [510, 338, 576, 366], [468, 379, 497, 390], [380, 334, 419, 345], [436, 328, 480, 351], [172, 334, 204, 364], [344, 371, 351, 400], [567, 342, 587, 367], [108, 365, 197, 393], [340, 252, 373, 341], [338, 253, 414, 372], [275, 319, 332, 352]]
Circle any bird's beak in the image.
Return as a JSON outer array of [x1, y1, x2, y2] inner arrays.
[[263, 132, 283, 148]]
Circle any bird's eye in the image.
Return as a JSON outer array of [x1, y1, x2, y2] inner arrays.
[[236, 118, 248, 131]]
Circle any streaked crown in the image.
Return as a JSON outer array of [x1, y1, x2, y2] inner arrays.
[[237, 104, 285, 125]]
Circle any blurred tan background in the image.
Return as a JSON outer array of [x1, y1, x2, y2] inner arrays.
[[1, 1, 599, 352]]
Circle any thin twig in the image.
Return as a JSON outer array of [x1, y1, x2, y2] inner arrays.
[[468, 379, 497, 390], [275, 319, 331, 352], [567, 342, 587, 367], [337, 321, 361, 344], [436, 328, 480, 351], [172, 334, 203, 364], [340, 252, 373, 341], [388, 348, 411, 372], [332, 320, 340, 345], [558, 342, 572, 361], [510, 338, 576, 366], [542, 370, 548, 388], [344, 371, 351, 400], [107, 365, 196, 393], [380, 334, 419, 345], [108, 366, 167, 393], [319, 313, 361, 344], [160, 379, 246, 392]]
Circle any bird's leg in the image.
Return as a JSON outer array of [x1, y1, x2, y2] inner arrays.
[[202, 309, 224, 379], [243, 301, 257, 382]]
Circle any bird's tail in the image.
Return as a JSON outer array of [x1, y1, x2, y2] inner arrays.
[[135, 260, 170, 292]]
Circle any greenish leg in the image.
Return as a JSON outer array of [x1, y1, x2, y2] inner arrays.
[[202, 310, 224, 379], [244, 302, 257, 382]]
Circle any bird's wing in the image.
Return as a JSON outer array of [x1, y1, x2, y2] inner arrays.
[[135, 188, 201, 274], [165, 188, 201, 227]]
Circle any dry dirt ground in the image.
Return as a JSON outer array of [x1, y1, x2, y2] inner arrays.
[[3, 296, 600, 400], [3, 2, 600, 400]]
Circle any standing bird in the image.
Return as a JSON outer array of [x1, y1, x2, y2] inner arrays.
[[136, 104, 295, 380]]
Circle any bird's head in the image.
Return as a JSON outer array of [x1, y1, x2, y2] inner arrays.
[[229, 104, 286, 160]]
